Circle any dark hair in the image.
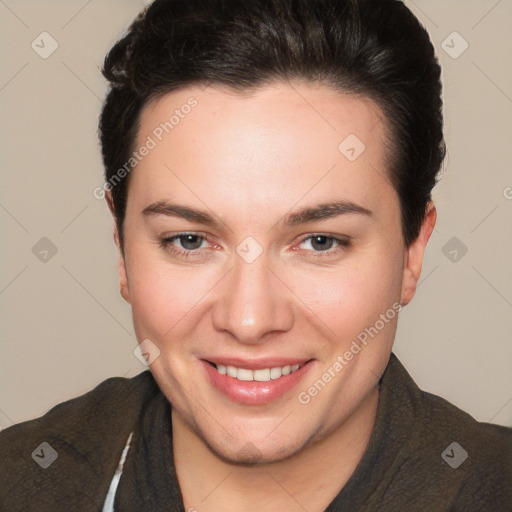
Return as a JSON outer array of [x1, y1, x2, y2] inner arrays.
[[99, 0, 446, 248]]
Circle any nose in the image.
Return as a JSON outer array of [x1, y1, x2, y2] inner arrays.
[[211, 251, 294, 344]]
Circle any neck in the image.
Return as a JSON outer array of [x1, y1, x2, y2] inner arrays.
[[173, 385, 379, 512]]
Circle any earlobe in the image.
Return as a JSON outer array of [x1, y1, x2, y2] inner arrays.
[[400, 202, 437, 306], [106, 191, 131, 304]]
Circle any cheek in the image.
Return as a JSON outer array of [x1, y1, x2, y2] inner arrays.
[[126, 250, 214, 339], [287, 251, 402, 337], [124, 231, 404, 345]]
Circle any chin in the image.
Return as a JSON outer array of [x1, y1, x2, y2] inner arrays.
[[207, 431, 311, 466]]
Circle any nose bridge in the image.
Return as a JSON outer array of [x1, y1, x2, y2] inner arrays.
[[212, 248, 293, 342]]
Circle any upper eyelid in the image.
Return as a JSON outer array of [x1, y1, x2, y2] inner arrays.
[[163, 232, 348, 241], [297, 234, 351, 251]]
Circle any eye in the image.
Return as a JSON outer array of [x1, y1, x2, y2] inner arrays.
[[297, 234, 351, 257], [158, 232, 351, 260], [169, 234, 205, 251], [159, 232, 216, 259]]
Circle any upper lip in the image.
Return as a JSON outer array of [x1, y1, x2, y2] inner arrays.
[[203, 357, 313, 370]]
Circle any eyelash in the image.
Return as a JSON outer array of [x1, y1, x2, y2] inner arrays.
[[159, 232, 351, 260]]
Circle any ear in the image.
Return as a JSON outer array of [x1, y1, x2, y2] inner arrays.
[[400, 201, 437, 307], [105, 191, 131, 304]]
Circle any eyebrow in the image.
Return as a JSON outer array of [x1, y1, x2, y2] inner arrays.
[[142, 199, 373, 227]]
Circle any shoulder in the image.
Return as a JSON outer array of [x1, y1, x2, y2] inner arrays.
[[0, 370, 158, 448], [421, 386, 512, 454], [419, 387, 512, 509], [415, 372, 512, 470], [386, 354, 512, 510], [0, 371, 160, 511], [386, 353, 511, 458]]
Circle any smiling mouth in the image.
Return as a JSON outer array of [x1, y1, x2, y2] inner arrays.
[[206, 361, 310, 382]]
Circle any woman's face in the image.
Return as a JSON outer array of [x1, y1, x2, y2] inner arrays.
[[115, 81, 431, 463]]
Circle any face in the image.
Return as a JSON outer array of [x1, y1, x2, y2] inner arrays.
[[112, 81, 434, 463]]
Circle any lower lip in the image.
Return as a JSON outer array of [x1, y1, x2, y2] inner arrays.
[[201, 360, 314, 405]]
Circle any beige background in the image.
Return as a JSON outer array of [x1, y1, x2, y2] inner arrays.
[[0, 0, 511, 430]]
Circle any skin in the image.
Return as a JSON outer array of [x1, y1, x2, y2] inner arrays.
[[107, 80, 436, 511]]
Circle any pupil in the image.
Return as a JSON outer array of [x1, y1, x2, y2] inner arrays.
[[312, 236, 332, 251], [181, 235, 202, 250]]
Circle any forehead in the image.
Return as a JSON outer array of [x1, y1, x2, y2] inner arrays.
[[139, 81, 387, 153], [129, 81, 395, 224]]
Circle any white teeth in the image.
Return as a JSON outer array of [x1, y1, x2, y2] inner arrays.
[[270, 367, 282, 379], [253, 368, 271, 382], [236, 368, 253, 381], [215, 363, 303, 381]]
